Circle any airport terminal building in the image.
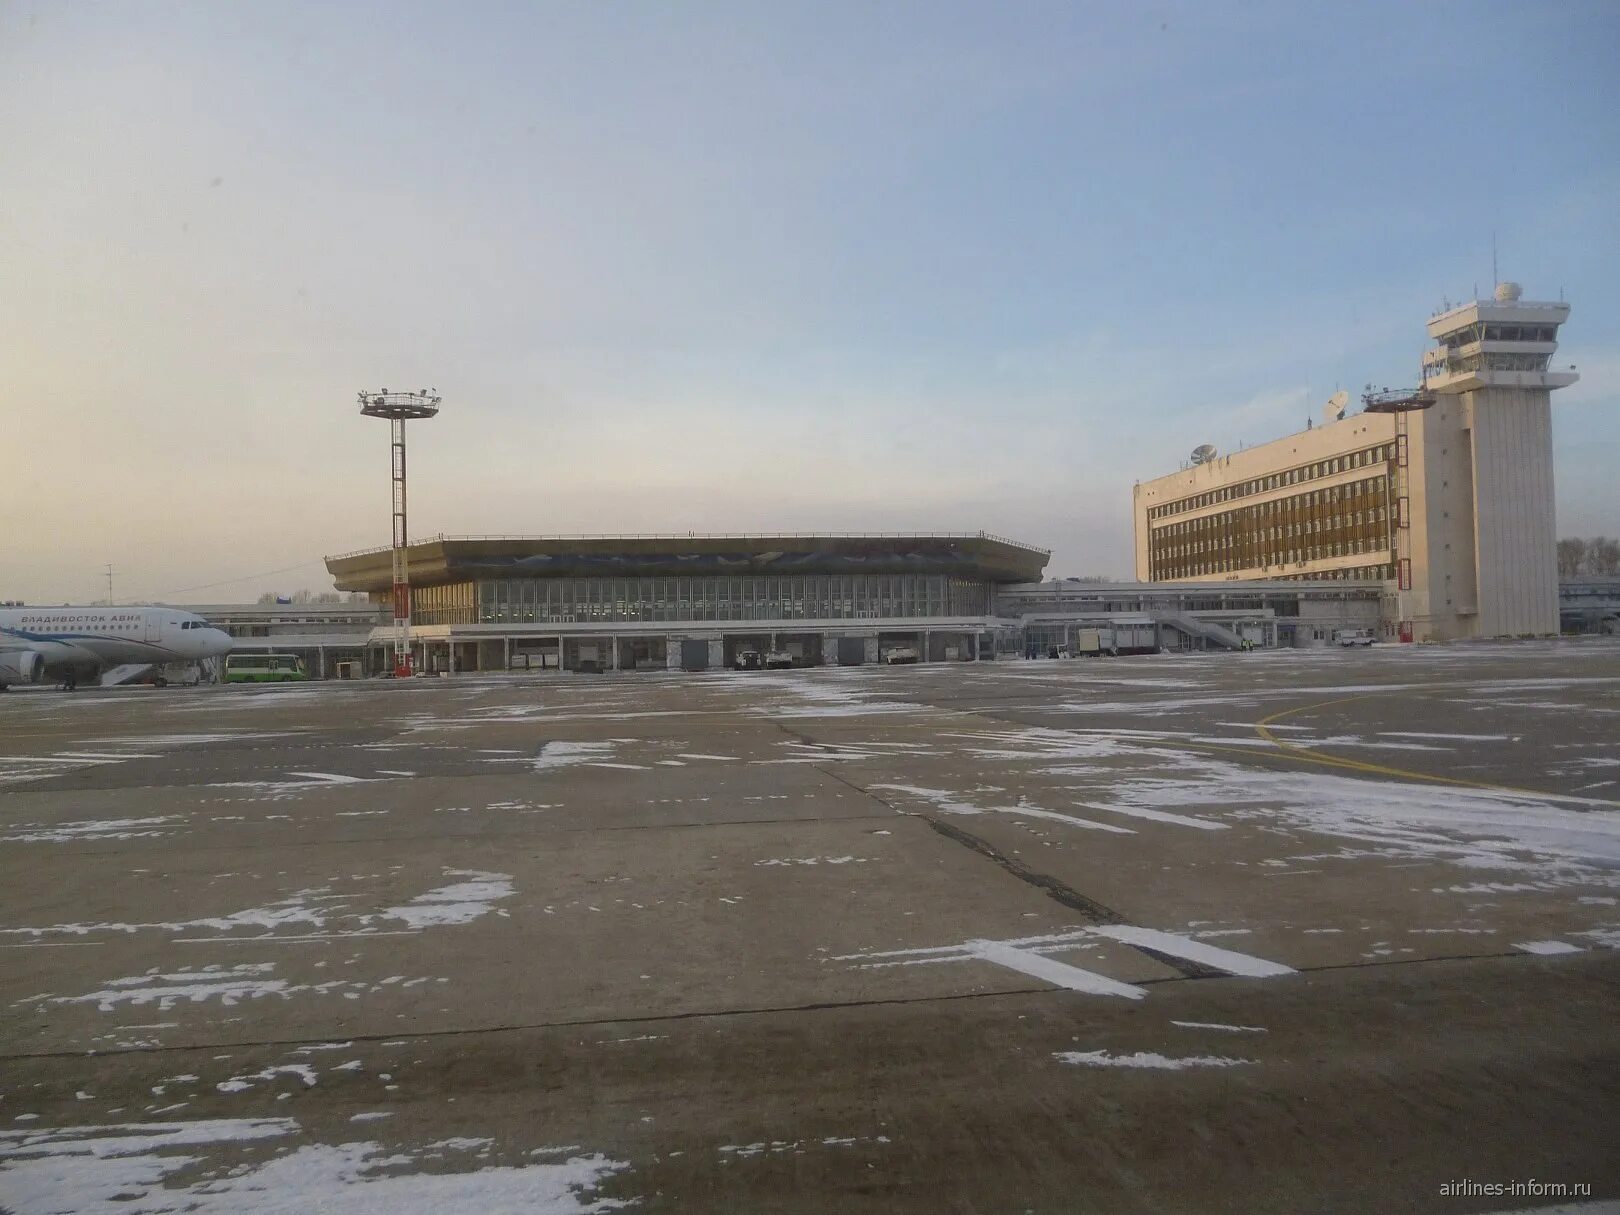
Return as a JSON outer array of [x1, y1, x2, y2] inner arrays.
[[325, 533, 1049, 673], [1133, 285, 1577, 641], [295, 286, 1581, 674], [315, 533, 1402, 676]]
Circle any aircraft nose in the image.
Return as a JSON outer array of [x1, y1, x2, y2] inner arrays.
[[209, 629, 234, 656]]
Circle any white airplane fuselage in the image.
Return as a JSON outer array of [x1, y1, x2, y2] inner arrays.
[[0, 607, 234, 687]]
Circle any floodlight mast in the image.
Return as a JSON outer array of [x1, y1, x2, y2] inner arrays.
[[357, 389, 441, 677]]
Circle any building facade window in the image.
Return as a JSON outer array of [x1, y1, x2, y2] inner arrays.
[[414, 573, 993, 626], [1146, 470, 1395, 581]]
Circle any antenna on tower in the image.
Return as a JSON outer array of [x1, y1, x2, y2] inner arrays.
[[1491, 231, 1498, 291]]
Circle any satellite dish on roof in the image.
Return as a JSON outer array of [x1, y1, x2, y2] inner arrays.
[[1190, 444, 1217, 465], [1495, 281, 1523, 302], [1324, 390, 1349, 423]]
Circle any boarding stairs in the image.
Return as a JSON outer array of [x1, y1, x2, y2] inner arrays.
[[1155, 612, 1246, 651], [99, 663, 155, 687]]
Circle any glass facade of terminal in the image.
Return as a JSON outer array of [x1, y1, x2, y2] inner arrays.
[[412, 574, 994, 626]]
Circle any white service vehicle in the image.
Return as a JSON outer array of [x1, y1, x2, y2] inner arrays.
[[1075, 627, 1118, 657], [882, 645, 919, 665], [1335, 628, 1375, 647]]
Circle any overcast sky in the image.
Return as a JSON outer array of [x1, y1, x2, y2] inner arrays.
[[4, 0, 1617, 603]]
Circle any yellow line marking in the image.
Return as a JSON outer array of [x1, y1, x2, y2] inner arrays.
[[1254, 695, 1620, 806]]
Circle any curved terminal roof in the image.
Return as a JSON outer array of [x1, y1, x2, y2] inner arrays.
[[326, 532, 1050, 593]]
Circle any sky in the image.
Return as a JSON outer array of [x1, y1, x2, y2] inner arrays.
[[3, 0, 1617, 603]]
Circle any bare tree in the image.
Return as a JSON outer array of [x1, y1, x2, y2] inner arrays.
[[1589, 536, 1620, 576], [1557, 537, 1587, 577], [1558, 536, 1620, 577]]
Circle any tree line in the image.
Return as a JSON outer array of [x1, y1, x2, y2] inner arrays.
[[1558, 537, 1620, 577]]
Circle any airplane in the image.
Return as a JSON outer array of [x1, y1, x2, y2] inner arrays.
[[0, 606, 234, 691]]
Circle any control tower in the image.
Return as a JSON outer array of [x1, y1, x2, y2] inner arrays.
[[1404, 284, 1577, 639]]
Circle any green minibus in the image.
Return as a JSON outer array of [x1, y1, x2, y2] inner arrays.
[[224, 653, 309, 683]]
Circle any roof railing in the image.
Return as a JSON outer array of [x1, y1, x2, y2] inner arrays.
[[326, 531, 1052, 561], [1430, 297, 1569, 320]]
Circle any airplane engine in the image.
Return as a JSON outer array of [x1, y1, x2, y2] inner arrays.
[[0, 650, 45, 687]]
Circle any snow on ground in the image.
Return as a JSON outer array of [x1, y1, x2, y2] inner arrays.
[[1054, 1050, 1254, 1070], [1100, 758, 1620, 873], [24, 962, 451, 1014], [0, 869, 515, 941], [375, 870, 515, 929], [533, 741, 619, 771], [2, 816, 181, 843], [922, 719, 1620, 878], [0, 1118, 631, 1214]]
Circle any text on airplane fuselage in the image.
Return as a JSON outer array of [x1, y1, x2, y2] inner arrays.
[[17, 614, 148, 626]]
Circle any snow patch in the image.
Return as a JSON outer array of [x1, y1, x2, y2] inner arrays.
[[1514, 940, 1584, 956], [3, 816, 179, 844], [0, 1118, 631, 1213], [376, 870, 515, 929], [533, 742, 617, 772], [1055, 1049, 1254, 1070], [216, 1064, 318, 1094], [1170, 1021, 1267, 1034]]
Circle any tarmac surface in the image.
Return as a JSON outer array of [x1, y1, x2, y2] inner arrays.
[[2, 640, 1619, 1213]]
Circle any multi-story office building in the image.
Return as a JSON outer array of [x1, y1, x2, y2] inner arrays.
[[1136, 419, 1400, 586], [1133, 285, 1577, 641]]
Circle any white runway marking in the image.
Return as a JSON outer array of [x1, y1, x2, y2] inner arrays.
[[53, 752, 163, 760], [1081, 802, 1228, 831], [969, 941, 1147, 998], [837, 925, 1295, 997], [1005, 805, 1136, 833], [1091, 926, 1297, 978], [2, 941, 106, 948], [174, 931, 422, 944], [870, 784, 1135, 834]]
